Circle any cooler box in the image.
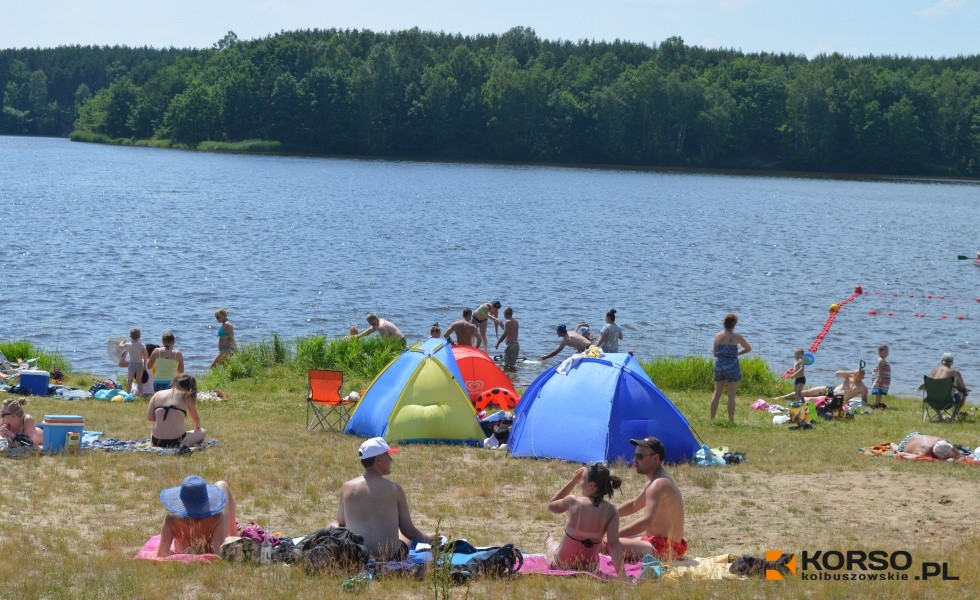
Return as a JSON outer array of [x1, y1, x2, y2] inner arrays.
[[42, 415, 85, 453], [20, 370, 51, 396]]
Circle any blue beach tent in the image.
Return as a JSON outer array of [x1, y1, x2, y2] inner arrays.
[[344, 338, 484, 445], [508, 353, 700, 464]]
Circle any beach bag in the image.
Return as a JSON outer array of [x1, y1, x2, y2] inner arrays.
[[220, 537, 262, 563], [458, 544, 523, 578], [789, 401, 813, 425]]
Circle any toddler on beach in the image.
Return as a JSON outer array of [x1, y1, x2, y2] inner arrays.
[[786, 348, 806, 403], [871, 344, 890, 408]]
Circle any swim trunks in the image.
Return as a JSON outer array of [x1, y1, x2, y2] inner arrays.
[[152, 433, 186, 448], [504, 341, 520, 367], [870, 387, 888, 396], [794, 377, 806, 386], [641, 536, 688, 559], [897, 432, 921, 453]]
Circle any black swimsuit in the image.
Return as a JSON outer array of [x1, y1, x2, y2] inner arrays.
[[152, 404, 188, 448]]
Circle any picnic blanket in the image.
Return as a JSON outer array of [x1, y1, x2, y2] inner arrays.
[[82, 438, 218, 455], [518, 554, 644, 579], [135, 535, 218, 564]]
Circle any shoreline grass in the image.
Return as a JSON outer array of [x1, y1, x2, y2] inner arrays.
[[2, 341, 978, 598]]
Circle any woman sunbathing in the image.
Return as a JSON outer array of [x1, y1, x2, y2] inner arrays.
[[158, 475, 237, 557], [147, 374, 206, 449], [774, 368, 868, 403], [545, 464, 624, 577], [1, 398, 41, 446]]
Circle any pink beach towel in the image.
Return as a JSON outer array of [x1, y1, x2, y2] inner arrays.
[[518, 553, 644, 580], [134, 535, 218, 564]]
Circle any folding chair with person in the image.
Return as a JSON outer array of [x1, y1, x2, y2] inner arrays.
[[921, 376, 957, 422], [306, 369, 356, 432]]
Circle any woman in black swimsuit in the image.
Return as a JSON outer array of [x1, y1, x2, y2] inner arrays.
[[147, 374, 206, 448]]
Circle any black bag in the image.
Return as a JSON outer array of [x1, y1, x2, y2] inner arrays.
[[296, 527, 370, 574], [461, 544, 523, 578], [12, 432, 35, 448]]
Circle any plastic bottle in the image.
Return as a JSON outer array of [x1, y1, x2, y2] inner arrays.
[[0, 437, 8, 452], [260, 535, 272, 564]]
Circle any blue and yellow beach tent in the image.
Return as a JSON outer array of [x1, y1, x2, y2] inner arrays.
[[344, 338, 484, 445], [508, 353, 700, 463]]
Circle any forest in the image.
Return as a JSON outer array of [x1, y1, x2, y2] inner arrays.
[[2, 27, 979, 176]]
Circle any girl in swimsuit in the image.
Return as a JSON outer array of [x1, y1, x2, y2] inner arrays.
[[1, 398, 42, 446], [147, 332, 184, 392], [545, 464, 625, 577], [147, 374, 206, 448], [471, 301, 503, 350], [211, 308, 236, 368]]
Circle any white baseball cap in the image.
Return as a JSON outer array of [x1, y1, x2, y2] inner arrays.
[[358, 437, 401, 459], [933, 440, 955, 459]]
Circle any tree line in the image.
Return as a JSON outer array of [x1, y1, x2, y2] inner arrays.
[[2, 27, 979, 176]]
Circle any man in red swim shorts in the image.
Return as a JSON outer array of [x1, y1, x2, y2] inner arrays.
[[612, 437, 687, 561]]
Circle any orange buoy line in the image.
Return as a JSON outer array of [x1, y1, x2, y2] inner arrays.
[[782, 285, 863, 377]]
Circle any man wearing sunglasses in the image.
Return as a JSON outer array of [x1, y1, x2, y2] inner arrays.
[[613, 437, 687, 561]]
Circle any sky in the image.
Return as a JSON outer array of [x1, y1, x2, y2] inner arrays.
[[1, 0, 977, 59]]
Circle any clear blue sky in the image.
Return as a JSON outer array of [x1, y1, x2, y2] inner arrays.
[[2, 0, 977, 58]]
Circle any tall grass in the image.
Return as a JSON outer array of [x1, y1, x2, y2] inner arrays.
[[200, 334, 403, 390], [197, 139, 282, 153], [0, 340, 71, 374], [641, 355, 787, 397]]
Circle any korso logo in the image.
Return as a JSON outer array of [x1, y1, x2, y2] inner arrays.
[[764, 551, 797, 580]]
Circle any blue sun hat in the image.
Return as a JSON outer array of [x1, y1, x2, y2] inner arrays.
[[160, 475, 226, 518]]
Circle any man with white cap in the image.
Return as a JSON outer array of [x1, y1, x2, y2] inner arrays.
[[157, 475, 237, 557], [892, 432, 964, 460], [929, 353, 970, 418], [337, 437, 433, 560]]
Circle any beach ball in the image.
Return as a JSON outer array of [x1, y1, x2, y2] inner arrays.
[[830, 304, 840, 313]]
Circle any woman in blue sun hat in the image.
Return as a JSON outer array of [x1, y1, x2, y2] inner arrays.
[[157, 475, 237, 557]]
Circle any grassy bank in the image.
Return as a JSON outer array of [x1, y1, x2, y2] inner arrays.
[[69, 131, 281, 154], [2, 342, 978, 598]]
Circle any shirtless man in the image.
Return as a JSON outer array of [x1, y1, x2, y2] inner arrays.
[[540, 324, 592, 361], [891, 432, 964, 460], [157, 476, 237, 557], [930, 353, 969, 418], [337, 437, 433, 560], [354, 313, 404, 341], [612, 437, 687, 561], [445, 308, 481, 348], [495, 307, 520, 370]]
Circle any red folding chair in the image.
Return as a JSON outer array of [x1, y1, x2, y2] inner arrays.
[[307, 369, 355, 432]]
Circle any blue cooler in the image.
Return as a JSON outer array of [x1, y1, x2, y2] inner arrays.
[[20, 370, 51, 395], [42, 415, 85, 453]]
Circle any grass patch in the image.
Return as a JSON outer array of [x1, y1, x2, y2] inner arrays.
[[641, 355, 787, 397], [3, 338, 979, 598], [197, 139, 282, 153], [0, 340, 71, 374]]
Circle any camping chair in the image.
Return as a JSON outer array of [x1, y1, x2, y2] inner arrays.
[[307, 369, 355, 432], [0, 351, 38, 382], [921, 376, 957, 422]]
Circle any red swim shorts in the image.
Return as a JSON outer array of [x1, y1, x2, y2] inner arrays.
[[641, 536, 688, 559]]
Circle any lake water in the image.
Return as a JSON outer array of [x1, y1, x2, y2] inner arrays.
[[1, 136, 977, 397]]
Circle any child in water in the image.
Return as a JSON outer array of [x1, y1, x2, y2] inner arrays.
[[545, 463, 624, 577]]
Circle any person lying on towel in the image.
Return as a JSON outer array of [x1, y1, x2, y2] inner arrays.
[[157, 476, 238, 557], [892, 433, 965, 461]]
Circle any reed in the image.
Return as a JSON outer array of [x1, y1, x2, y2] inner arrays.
[[197, 140, 282, 153], [641, 355, 787, 397]]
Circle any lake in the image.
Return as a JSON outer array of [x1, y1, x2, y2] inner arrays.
[[1, 136, 977, 398]]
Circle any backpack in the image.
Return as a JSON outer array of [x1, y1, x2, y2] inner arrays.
[[296, 527, 370, 574]]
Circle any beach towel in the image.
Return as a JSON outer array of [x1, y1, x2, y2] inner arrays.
[[518, 553, 644, 580], [859, 443, 980, 465], [135, 535, 218, 564], [82, 438, 218, 455]]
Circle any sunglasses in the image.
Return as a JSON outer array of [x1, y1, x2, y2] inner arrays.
[[634, 452, 652, 460]]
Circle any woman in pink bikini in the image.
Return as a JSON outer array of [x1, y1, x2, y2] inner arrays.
[[545, 463, 625, 577]]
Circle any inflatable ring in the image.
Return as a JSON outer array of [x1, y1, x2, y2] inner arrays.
[[475, 387, 520, 411]]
